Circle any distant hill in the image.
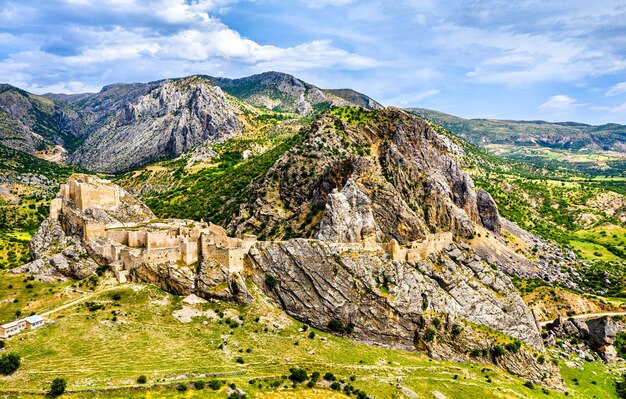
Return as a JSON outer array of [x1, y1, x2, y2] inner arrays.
[[408, 108, 626, 153]]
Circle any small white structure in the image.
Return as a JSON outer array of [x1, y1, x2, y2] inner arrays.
[[0, 314, 45, 339], [24, 315, 44, 329]]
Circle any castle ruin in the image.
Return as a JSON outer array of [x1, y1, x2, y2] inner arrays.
[[49, 175, 455, 283]]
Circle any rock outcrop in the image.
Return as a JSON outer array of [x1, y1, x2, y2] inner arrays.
[[246, 238, 561, 387], [543, 316, 620, 363], [69, 77, 243, 173], [476, 189, 501, 234]]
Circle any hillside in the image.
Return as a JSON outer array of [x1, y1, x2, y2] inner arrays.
[[409, 108, 626, 175]]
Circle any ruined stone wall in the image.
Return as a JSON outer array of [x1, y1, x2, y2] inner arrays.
[[106, 230, 129, 246], [406, 232, 454, 262], [68, 176, 120, 210], [146, 232, 181, 250]]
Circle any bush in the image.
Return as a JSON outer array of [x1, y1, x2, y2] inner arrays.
[[451, 324, 463, 336], [193, 380, 205, 390], [492, 345, 506, 358], [228, 393, 242, 399], [111, 293, 122, 301], [208, 379, 224, 390], [236, 356, 244, 364], [136, 375, 147, 384], [176, 383, 188, 392], [0, 341, 4, 349], [330, 382, 341, 390], [423, 328, 436, 342], [265, 275, 277, 289], [0, 353, 20, 375], [432, 317, 441, 329], [308, 331, 316, 339], [524, 381, 535, 389], [311, 371, 320, 382], [48, 378, 67, 397], [505, 340, 522, 353], [327, 319, 344, 333], [289, 368, 308, 383], [323, 372, 336, 381]]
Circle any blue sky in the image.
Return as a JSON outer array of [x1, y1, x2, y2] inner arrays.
[[1, 0, 626, 124]]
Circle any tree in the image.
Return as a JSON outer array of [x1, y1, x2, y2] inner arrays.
[[136, 375, 147, 384], [327, 319, 344, 333], [0, 353, 20, 375], [265, 275, 277, 289], [48, 378, 67, 397], [289, 368, 308, 383], [193, 380, 205, 390]]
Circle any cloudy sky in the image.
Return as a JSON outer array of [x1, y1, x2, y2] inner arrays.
[[1, 0, 626, 124]]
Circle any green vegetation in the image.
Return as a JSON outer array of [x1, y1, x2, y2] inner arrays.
[[0, 353, 21, 375], [48, 378, 67, 397], [0, 275, 608, 398], [117, 113, 302, 226]]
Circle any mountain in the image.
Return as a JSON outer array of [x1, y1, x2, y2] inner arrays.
[[67, 76, 243, 173], [0, 84, 86, 155], [409, 108, 626, 174], [19, 109, 565, 387], [205, 71, 382, 114], [409, 108, 626, 152], [0, 72, 381, 174]]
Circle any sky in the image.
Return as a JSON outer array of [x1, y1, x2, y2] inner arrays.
[[1, 0, 626, 124]]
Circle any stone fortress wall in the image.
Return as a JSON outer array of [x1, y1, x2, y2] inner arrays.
[[50, 175, 455, 283]]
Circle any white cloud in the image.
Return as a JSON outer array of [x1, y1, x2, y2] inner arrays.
[[384, 89, 440, 106], [300, 0, 353, 8], [539, 95, 580, 111], [593, 102, 626, 114], [605, 82, 626, 97]]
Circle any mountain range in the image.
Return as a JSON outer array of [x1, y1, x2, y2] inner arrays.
[[0, 72, 381, 173]]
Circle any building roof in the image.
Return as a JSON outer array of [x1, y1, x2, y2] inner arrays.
[[24, 315, 43, 324], [1, 321, 20, 329]]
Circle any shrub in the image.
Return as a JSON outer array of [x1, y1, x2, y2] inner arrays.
[[357, 391, 370, 399], [537, 355, 546, 364], [451, 324, 463, 336], [323, 372, 336, 381], [111, 293, 122, 301], [176, 383, 188, 392], [345, 322, 355, 334], [0, 341, 4, 349], [524, 381, 535, 389], [228, 393, 242, 399], [432, 317, 441, 329], [193, 380, 205, 390], [236, 356, 244, 364], [327, 319, 344, 333], [330, 382, 341, 390], [423, 328, 436, 342], [492, 345, 506, 358], [0, 353, 20, 375], [48, 378, 67, 397], [208, 379, 224, 390], [311, 371, 320, 382], [289, 368, 308, 383], [505, 340, 522, 353], [265, 275, 277, 289], [308, 331, 316, 339], [136, 375, 147, 384]]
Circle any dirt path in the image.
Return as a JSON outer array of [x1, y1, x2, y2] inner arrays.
[[538, 311, 626, 327], [41, 286, 118, 317]]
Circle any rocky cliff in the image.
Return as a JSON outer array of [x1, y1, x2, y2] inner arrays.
[[231, 108, 496, 241], [68, 77, 243, 173], [246, 239, 561, 387]]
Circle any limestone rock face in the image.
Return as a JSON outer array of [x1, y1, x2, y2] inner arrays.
[[69, 77, 243, 173], [246, 238, 557, 385], [233, 108, 486, 242], [544, 316, 620, 363], [129, 259, 252, 305], [476, 189, 501, 234], [316, 179, 380, 243]]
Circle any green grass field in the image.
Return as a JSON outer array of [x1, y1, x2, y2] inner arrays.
[[0, 274, 622, 399]]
